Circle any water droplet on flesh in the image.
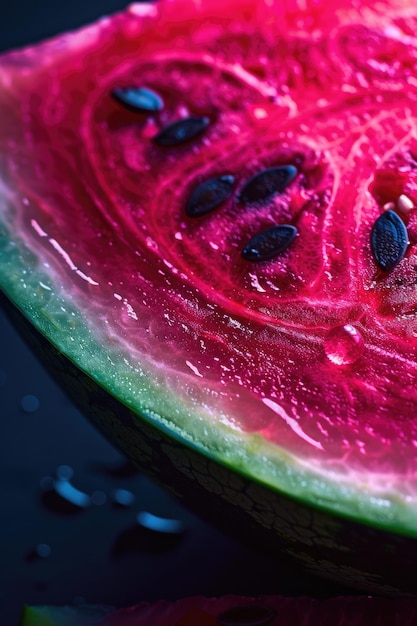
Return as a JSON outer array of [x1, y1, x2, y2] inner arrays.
[[324, 324, 364, 365], [20, 394, 40, 413]]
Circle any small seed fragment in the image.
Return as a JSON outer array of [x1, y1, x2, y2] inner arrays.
[[153, 116, 210, 147], [239, 165, 298, 206], [397, 193, 414, 215], [242, 224, 297, 262], [111, 86, 164, 113], [371, 209, 408, 272], [186, 175, 235, 217]]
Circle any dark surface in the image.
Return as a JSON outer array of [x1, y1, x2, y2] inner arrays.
[[0, 3, 353, 625]]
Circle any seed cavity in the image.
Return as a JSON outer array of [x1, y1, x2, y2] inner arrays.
[[153, 116, 210, 147], [186, 175, 235, 218], [242, 224, 297, 262], [217, 603, 276, 626], [371, 209, 408, 272], [111, 86, 164, 113], [238, 165, 298, 206]]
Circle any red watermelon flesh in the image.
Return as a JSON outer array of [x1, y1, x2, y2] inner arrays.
[[19, 595, 417, 626], [2, 0, 417, 533]]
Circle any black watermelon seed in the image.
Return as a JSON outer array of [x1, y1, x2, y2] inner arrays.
[[239, 165, 298, 206], [217, 604, 276, 626], [111, 86, 164, 113], [153, 116, 210, 147], [242, 224, 297, 262], [186, 175, 235, 217], [371, 209, 408, 272]]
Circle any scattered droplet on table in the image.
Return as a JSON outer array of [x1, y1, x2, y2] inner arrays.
[[91, 490, 107, 506], [26, 543, 52, 562], [20, 394, 40, 413], [40, 475, 91, 514], [137, 511, 185, 534], [35, 543, 52, 558], [56, 464, 74, 480], [111, 512, 186, 558], [112, 488, 135, 508]]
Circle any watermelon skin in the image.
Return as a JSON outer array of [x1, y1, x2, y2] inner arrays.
[[20, 604, 112, 626], [3, 289, 417, 596], [18, 595, 417, 626], [3, 0, 417, 594]]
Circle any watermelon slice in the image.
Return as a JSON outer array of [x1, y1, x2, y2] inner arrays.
[[20, 604, 113, 626], [3, 0, 417, 593], [19, 595, 417, 626]]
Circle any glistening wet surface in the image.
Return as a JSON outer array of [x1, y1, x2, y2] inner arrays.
[[0, 305, 354, 625], [0, 2, 365, 624]]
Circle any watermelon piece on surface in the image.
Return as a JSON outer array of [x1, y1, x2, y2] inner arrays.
[[4, 0, 417, 593], [19, 604, 113, 626], [18, 596, 417, 626]]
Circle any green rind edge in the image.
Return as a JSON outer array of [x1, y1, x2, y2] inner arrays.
[[1, 198, 417, 539], [19, 605, 111, 626]]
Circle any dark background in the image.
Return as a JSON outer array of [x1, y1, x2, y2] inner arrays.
[[0, 3, 350, 624]]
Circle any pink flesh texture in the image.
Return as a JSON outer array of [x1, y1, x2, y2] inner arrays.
[[2, 0, 417, 491], [98, 595, 417, 626], [20, 595, 417, 626]]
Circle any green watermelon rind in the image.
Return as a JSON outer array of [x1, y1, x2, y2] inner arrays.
[[1, 199, 416, 541], [19, 604, 114, 626], [17, 596, 417, 625]]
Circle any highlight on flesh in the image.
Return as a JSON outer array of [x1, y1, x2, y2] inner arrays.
[[2, 0, 417, 539]]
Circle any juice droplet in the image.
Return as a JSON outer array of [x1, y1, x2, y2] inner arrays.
[[20, 394, 40, 413], [112, 488, 135, 508], [35, 543, 52, 558], [324, 324, 364, 365]]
